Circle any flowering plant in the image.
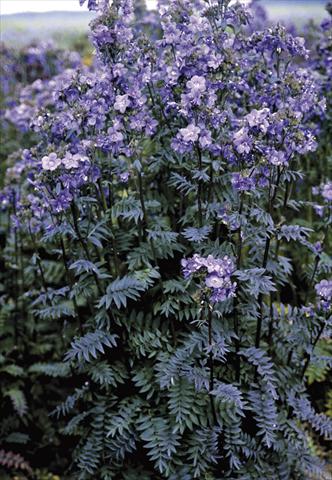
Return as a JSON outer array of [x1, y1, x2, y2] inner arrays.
[[0, 1, 331, 478]]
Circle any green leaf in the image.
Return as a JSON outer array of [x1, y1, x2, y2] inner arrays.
[[98, 276, 146, 309]]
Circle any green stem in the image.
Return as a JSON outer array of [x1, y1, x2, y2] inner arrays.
[[97, 179, 120, 276], [70, 203, 102, 295], [137, 170, 148, 240], [59, 237, 83, 335], [301, 318, 327, 380], [196, 145, 203, 228], [208, 306, 217, 424]]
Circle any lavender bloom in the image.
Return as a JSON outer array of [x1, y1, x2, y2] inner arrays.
[[315, 279, 332, 302], [186, 75, 206, 103], [49, 189, 73, 213], [301, 305, 315, 318], [62, 152, 80, 169], [315, 279, 332, 310], [179, 124, 201, 143], [313, 241, 323, 255], [181, 254, 206, 279], [312, 182, 332, 206], [79, 0, 108, 12], [313, 205, 324, 217], [186, 75, 206, 93], [199, 129, 212, 149], [322, 181, 332, 202], [181, 254, 236, 304], [118, 171, 130, 183], [246, 107, 270, 133], [205, 274, 225, 289], [108, 125, 125, 144], [233, 127, 252, 154], [231, 173, 255, 192], [269, 149, 287, 167], [114, 94, 131, 114], [41, 153, 62, 172], [210, 282, 237, 303]]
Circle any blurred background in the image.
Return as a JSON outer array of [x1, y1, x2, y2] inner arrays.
[[0, 0, 328, 48]]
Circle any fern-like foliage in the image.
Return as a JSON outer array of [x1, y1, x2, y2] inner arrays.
[[0, 449, 32, 475], [88, 360, 128, 387], [186, 426, 221, 478], [240, 347, 278, 399], [137, 415, 181, 475], [50, 385, 89, 418], [64, 330, 118, 363], [98, 276, 147, 309], [247, 387, 278, 448], [4, 389, 27, 418], [29, 362, 71, 377], [289, 393, 332, 440], [167, 377, 206, 433]]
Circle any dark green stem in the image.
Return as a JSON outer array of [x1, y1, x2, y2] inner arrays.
[[208, 306, 217, 424], [196, 145, 203, 228], [301, 318, 327, 380], [70, 203, 102, 295]]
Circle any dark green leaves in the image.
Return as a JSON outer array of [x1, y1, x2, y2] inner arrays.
[[98, 276, 147, 309], [64, 330, 118, 363]]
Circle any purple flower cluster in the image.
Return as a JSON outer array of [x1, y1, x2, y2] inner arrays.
[[0, 0, 329, 304], [3, 42, 82, 132], [315, 279, 332, 311], [322, 182, 332, 202], [181, 254, 237, 304], [1, 0, 325, 232], [313, 181, 332, 202], [41, 151, 88, 172], [312, 181, 332, 217]]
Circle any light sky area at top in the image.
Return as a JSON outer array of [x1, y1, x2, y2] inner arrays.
[[0, 0, 157, 15]]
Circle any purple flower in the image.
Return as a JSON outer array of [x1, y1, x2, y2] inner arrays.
[[231, 173, 255, 192], [210, 282, 237, 303], [179, 124, 201, 143], [108, 125, 124, 144], [114, 94, 131, 114], [205, 274, 225, 289], [313, 241, 323, 255], [62, 153, 80, 169], [199, 129, 212, 149], [246, 108, 270, 133], [301, 305, 315, 318], [315, 279, 332, 311], [118, 171, 130, 183], [41, 153, 61, 171], [186, 76, 206, 93], [315, 279, 332, 302], [269, 149, 287, 167], [181, 254, 206, 278], [80, 0, 109, 12], [186, 75, 206, 103], [313, 205, 324, 217], [322, 182, 332, 202], [233, 127, 252, 154], [182, 254, 236, 304]]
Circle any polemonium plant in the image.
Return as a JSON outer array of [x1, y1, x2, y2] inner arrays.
[[1, 0, 331, 478]]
